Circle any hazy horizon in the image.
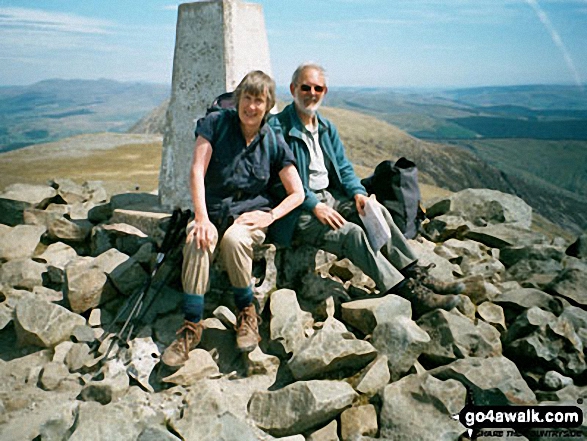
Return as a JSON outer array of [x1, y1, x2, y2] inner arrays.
[[1, 1, 586, 89]]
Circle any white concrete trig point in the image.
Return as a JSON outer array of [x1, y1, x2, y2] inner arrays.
[[159, 0, 272, 210]]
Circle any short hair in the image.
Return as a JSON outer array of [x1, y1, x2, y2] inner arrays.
[[291, 62, 327, 87], [234, 70, 276, 116]]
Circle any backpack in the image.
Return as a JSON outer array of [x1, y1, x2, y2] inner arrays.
[[361, 157, 425, 239], [206, 91, 235, 115]]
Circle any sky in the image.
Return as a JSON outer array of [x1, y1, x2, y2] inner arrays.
[[0, 0, 586, 89]]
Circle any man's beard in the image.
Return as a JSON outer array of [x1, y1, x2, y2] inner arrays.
[[294, 92, 322, 117]]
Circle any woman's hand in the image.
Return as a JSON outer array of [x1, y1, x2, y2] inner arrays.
[[191, 218, 217, 250], [235, 210, 274, 229]]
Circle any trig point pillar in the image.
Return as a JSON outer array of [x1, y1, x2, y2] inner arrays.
[[159, 0, 272, 209]]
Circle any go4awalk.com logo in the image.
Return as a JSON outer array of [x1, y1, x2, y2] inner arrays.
[[454, 405, 584, 439]]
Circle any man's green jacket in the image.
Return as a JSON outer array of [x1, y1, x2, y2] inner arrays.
[[267, 102, 367, 246]]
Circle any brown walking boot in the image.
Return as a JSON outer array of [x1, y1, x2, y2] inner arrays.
[[397, 278, 460, 318], [235, 304, 261, 353], [404, 263, 465, 295], [161, 320, 204, 367]]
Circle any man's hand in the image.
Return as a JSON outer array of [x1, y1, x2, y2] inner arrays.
[[192, 218, 216, 250], [354, 193, 369, 216], [313, 202, 346, 230], [235, 210, 273, 229]]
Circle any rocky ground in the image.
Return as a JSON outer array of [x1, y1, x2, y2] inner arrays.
[[0, 180, 586, 440]]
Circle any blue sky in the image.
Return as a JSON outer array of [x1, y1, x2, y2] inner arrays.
[[0, 0, 586, 88]]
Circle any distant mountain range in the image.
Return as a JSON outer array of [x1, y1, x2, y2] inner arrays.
[[0, 79, 169, 153], [2, 79, 585, 235]]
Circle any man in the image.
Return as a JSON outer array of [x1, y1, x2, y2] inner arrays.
[[269, 62, 463, 316], [162, 71, 304, 367]]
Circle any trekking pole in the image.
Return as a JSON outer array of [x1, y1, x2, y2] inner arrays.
[[93, 208, 190, 359]]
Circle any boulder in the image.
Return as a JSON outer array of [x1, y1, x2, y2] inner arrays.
[[14, 296, 85, 348], [427, 189, 533, 228], [288, 318, 377, 380], [546, 260, 587, 307], [340, 404, 378, 440], [161, 349, 220, 386], [429, 356, 537, 405], [0, 183, 57, 226], [355, 355, 391, 396], [371, 316, 430, 381], [417, 309, 502, 367], [248, 380, 357, 437], [0, 224, 46, 261], [0, 258, 46, 290], [341, 294, 411, 335], [379, 374, 466, 441], [269, 288, 313, 357], [68, 401, 142, 441], [566, 233, 587, 259]]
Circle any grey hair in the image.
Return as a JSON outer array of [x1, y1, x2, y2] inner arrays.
[[291, 62, 327, 86]]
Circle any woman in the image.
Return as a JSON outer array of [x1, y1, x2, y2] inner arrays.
[[162, 70, 304, 367]]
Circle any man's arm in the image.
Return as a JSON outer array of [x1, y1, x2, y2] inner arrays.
[[189, 135, 216, 250]]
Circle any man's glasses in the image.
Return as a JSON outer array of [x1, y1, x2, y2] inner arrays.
[[300, 84, 325, 93]]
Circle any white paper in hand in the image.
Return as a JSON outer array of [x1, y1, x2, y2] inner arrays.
[[359, 195, 392, 251]]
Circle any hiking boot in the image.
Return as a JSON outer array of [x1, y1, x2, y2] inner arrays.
[[404, 263, 465, 295], [398, 279, 460, 317], [161, 320, 204, 367], [236, 304, 261, 353]]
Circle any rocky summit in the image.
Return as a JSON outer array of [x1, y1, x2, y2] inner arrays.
[[0, 180, 586, 440]]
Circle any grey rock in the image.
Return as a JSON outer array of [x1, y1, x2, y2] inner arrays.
[[566, 233, 587, 259], [14, 296, 85, 348], [246, 346, 281, 376], [65, 342, 93, 372], [355, 355, 391, 396], [464, 224, 547, 249], [379, 373, 467, 441], [500, 244, 566, 268], [423, 214, 473, 242], [68, 401, 142, 441], [91, 222, 151, 256], [79, 359, 130, 404], [137, 426, 181, 441], [40, 361, 71, 391], [214, 304, 237, 329], [0, 258, 46, 290], [288, 318, 377, 380], [0, 224, 46, 261], [493, 287, 563, 321], [560, 305, 587, 348], [65, 256, 111, 313], [51, 177, 86, 204], [341, 294, 411, 335], [408, 237, 464, 280], [0, 390, 78, 441], [93, 248, 149, 295], [477, 302, 507, 333], [506, 314, 586, 378], [162, 348, 220, 386], [430, 356, 537, 405], [110, 207, 170, 243], [71, 324, 95, 343], [542, 370, 574, 391], [122, 336, 160, 392], [340, 405, 378, 441], [546, 261, 587, 307], [173, 411, 260, 441], [417, 309, 502, 367], [248, 380, 357, 437], [269, 288, 313, 357], [432, 188, 533, 228], [306, 420, 339, 441], [0, 183, 57, 226], [371, 316, 430, 381], [503, 306, 557, 344]]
